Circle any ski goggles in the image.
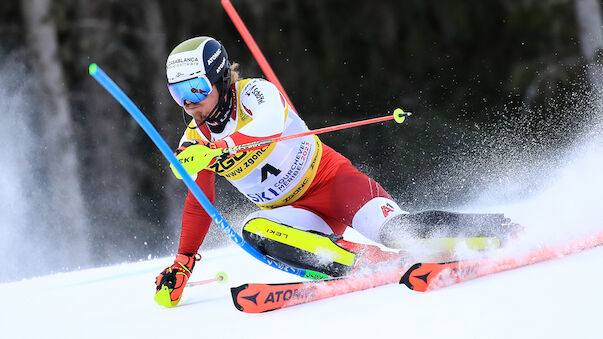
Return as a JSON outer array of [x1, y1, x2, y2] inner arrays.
[[168, 75, 213, 107]]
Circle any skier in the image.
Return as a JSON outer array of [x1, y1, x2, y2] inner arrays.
[[155, 36, 514, 307]]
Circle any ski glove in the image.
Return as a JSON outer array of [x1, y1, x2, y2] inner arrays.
[[170, 139, 228, 179], [154, 253, 201, 307]]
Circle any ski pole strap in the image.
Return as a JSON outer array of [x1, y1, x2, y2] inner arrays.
[[88, 63, 326, 280]]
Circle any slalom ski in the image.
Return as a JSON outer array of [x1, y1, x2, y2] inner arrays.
[[401, 230, 603, 292], [231, 266, 409, 313]]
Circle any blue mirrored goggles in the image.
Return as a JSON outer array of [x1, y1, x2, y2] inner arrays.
[[168, 76, 213, 107]]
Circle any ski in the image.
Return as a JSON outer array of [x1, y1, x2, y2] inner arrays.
[[231, 265, 409, 313], [230, 235, 507, 313], [401, 230, 603, 292], [230, 231, 603, 312]]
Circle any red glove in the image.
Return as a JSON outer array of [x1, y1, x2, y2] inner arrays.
[[154, 253, 201, 307]]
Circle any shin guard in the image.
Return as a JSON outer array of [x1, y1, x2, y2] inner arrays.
[[243, 218, 358, 277]]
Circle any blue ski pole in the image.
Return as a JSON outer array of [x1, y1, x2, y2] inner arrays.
[[88, 63, 326, 280]]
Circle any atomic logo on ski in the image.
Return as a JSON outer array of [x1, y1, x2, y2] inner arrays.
[[241, 292, 259, 305], [231, 282, 322, 313], [414, 272, 430, 284]]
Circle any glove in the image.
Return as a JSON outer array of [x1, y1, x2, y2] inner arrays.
[[154, 253, 201, 307], [170, 139, 228, 179], [174, 139, 207, 155], [174, 139, 227, 154]]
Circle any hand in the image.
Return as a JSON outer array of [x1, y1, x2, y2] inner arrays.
[[154, 253, 201, 307], [174, 139, 228, 154], [174, 139, 208, 156], [170, 139, 227, 179]]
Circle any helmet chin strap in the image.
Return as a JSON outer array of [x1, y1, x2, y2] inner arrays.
[[184, 94, 229, 131], [206, 102, 222, 121], [206, 88, 233, 134], [182, 107, 213, 130]]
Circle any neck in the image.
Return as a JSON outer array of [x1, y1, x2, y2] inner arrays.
[[206, 87, 234, 133]]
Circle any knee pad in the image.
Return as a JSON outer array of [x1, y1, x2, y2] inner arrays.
[[242, 218, 356, 277]]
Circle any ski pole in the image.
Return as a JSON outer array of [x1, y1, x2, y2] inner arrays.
[[221, 0, 297, 114], [187, 271, 228, 287], [88, 63, 328, 281], [171, 109, 411, 173], [225, 109, 410, 154]]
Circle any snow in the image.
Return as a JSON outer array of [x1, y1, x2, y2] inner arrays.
[[2, 120, 602, 339], [2, 124, 602, 339], [2, 236, 602, 339], [3, 64, 602, 338]]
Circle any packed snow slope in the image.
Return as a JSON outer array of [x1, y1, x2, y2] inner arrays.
[[2, 239, 603, 339], [4, 107, 602, 339]]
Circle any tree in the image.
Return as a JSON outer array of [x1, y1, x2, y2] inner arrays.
[[142, 0, 186, 233], [574, 0, 603, 109], [20, 0, 90, 265]]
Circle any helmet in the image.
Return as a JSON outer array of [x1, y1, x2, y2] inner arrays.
[[166, 37, 232, 126]]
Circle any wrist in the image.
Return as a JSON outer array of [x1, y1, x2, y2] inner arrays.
[[175, 253, 201, 271], [209, 139, 227, 149]]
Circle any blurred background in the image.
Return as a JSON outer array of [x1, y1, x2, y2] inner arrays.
[[1, 0, 601, 282]]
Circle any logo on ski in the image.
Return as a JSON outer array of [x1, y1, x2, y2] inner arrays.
[[414, 272, 430, 284], [446, 263, 480, 280], [264, 286, 317, 304], [241, 292, 259, 305]]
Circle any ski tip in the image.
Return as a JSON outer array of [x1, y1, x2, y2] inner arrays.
[[230, 284, 248, 312], [88, 63, 98, 76]]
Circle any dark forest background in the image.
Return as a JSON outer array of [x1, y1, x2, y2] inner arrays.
[[1, 0, 602, 281]]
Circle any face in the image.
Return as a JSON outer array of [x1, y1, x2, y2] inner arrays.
[[183, 84, 219, 122]]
